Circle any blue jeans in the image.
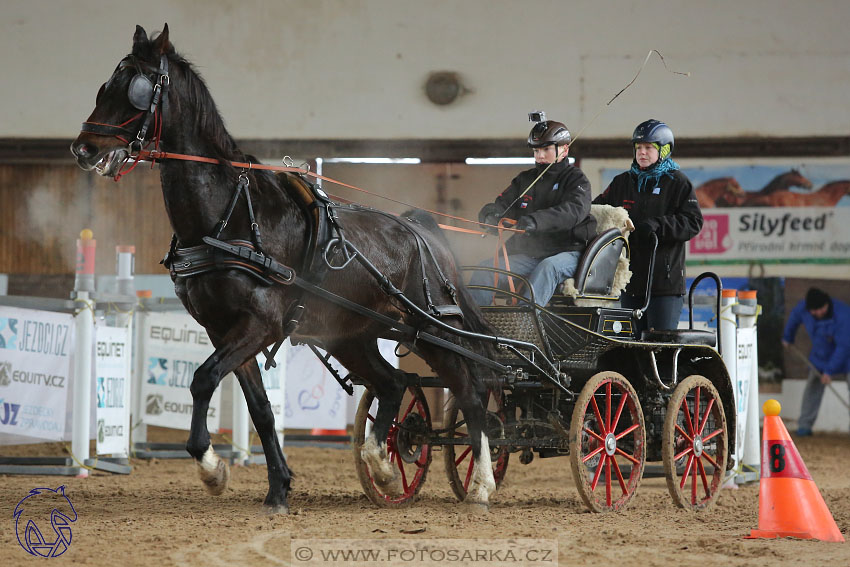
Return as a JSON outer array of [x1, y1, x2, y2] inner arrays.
[[468, 251, 581, 307], [620, 293, 684, 334]]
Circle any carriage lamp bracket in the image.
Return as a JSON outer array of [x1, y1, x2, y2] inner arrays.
[[647, 347, 682, 391]]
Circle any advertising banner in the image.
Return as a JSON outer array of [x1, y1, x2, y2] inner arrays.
[[0, 306, 74, 441], [95, 325, 131, 455], [601, 164, 850, 265], [284, 340, 396, 430], [138, 311, 221, 432]]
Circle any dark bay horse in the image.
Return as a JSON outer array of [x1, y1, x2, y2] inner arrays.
[[71, 25, 498, 513]]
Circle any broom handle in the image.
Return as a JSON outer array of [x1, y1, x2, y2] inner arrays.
[[784, 342, 850, 410]]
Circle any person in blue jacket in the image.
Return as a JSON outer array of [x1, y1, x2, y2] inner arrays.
[[782, 287, 850, 436]]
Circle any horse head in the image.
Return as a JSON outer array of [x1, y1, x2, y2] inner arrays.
[[70, 24, 174, 177]]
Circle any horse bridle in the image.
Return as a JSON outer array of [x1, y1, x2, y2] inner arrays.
[[80, 54, 170, 152]]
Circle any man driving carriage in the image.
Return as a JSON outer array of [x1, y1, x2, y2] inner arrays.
[[469, 112, 597, 307]]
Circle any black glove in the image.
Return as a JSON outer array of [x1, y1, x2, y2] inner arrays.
[[479, 203, 506, 234], [635, 219, 659, 240], [516, 216, 537, 233]]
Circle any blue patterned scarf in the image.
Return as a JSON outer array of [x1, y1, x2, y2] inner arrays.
[[630, 157, 680, 193]]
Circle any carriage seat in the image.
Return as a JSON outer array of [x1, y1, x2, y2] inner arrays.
[[641, 328, 717, 347], [559, 205, 632, 307]]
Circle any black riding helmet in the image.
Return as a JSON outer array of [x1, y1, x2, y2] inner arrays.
[[631, 119, 674, 155], [528, 120, 571, 148]]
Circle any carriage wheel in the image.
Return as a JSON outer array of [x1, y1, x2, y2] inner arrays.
[[352, 386, 432, 508], [569, 371, 646, 512], [662, 375, 728, 510], [443, 389, 510, 501]]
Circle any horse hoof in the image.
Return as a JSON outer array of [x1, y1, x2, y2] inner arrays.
[[375, 474, 404, 497], [197, 447, 230, 495]]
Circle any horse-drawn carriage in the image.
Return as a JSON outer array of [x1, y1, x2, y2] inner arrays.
[[350, 208, 734, 512], [70, 24, 733, 516]]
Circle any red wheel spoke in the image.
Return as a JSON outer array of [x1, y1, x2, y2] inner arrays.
[[675, 424, 693, 443], [702, 451, 720, 470], [614, 423, 639, 440], [590, 396, 606, 435], [606, 382, 612, 432], [611, 392, 628, 433], [679, 454, 695, 489], [693, 387, 701, 433], [395, 450, 409, 491], [615, 447, 641, 466], [697, 457, 711, 499], [454, 446, 472, 467], [606, 457, 612, 507], [401, 397, 417, 420], [681, 398, 695, 436], [463, 453, 474, 490], [584, 427, 606, 444], [674, 446, 693, 462], [590, 455, 605, 490], [582, 444, 605, 463], [698, 399, 715, 435], [690, 452, 698, 503], [702, 427, 723, 443], [610, 458, 628, 495]]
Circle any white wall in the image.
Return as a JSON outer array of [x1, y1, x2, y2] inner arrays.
[[3, 0, 849, 140]]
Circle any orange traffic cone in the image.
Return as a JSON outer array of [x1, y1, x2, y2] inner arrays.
[[745, 399, 844, 542]]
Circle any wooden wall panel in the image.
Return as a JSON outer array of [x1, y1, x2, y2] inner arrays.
[[0, 164, 172, 278]]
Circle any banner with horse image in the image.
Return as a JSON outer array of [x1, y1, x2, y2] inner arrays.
[[137, 311, 222, 432], [601, 164, 850, 263], [95, 325, 131, 455], [283, 339, 397, 430], [0, 306, 74, 442]]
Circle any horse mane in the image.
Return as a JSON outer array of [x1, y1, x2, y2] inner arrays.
[[138, 31, 284, 198]]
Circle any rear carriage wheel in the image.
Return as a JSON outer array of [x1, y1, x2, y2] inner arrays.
[[352, 386, 432, 508], [443, 389, 510, 501], [662, 375, 728, 510], [569, 371, 646, 512]]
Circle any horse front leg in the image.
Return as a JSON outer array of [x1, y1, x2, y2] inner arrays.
[[234, 360, 291, 514], [186, 350, 231, 496], [185, 325, 264, 498]]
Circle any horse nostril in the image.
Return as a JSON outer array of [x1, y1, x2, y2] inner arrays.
[[71, 142, 97, 159]]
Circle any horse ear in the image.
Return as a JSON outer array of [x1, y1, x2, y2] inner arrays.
[[133, 25, 148, 47], [153, 23, 172, 55]]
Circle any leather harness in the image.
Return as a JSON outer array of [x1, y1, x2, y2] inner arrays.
[[162, 170, 466, 372]]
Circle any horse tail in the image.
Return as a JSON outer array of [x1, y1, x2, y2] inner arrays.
[[400, 208, 498, 340]]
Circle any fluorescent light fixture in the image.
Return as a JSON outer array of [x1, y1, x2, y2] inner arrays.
[[465, 157, 576, 165], [321, 157, 421, 164]]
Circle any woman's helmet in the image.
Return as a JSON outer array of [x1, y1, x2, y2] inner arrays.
[[528, 120, 571, 148], [632, 119, 674, 159]]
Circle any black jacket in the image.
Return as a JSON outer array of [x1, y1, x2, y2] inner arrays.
[[594, 168, 703, 297], [486, 160, 596, 258]]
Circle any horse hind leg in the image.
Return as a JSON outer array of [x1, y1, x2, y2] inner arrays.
[[420, 343, 496, 511], [332, 341, 406, 495], [235, 360, 292, 514]]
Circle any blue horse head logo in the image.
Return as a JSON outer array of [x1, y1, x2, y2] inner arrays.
[[14, 486, 78, 557]]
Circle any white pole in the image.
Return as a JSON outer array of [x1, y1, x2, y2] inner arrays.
[[719, 289, 738, 482], [71, 229, 96, 477], [72, 292, 94, 477], [232, 373, 250, 465], [738, 290, 761, 482], [132, 303, 149, 445]]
